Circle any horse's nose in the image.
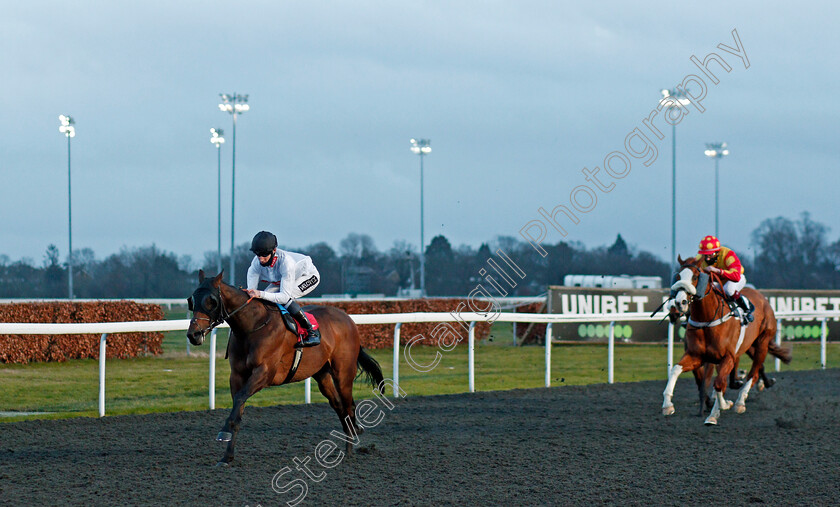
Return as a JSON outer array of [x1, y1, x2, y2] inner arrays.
[[187, 329, 204, 346]]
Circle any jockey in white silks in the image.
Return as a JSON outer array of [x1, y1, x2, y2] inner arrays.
[[245, 231, 321, 347]]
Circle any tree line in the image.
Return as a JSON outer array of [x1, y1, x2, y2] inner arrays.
[[1, 213, 837, 298]]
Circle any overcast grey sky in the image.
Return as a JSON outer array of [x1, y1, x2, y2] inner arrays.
[[2, 1, 838, 267]]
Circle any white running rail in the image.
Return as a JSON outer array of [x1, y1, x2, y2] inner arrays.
[[1, 310, 837, 416]]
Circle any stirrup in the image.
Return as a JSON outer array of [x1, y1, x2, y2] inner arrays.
[[737, 297, 754, 323], [296, 329, 321, 348]]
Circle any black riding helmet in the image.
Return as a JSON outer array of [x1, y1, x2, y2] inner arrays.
[[250, 231, 277, 257]]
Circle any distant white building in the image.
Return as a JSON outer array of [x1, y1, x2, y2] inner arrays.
[[563, 274, 662, 289]]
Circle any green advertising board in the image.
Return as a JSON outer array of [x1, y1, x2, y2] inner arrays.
[[547, 286, 840, 343]]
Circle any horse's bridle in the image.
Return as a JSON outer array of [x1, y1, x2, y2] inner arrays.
[[188, 285, 256, 338], [669, 265, 728, 323]]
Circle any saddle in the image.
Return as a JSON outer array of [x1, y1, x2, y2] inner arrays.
[[277, 303, 319, 344], [712, 282, 754, 326], [276, 303, 319, 383], [726, 296, 754, 326]]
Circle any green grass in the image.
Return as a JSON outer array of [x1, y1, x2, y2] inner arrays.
[[1, 319, 837, 423]]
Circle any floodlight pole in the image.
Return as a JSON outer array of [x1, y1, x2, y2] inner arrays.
[[704, 142, 729, 238], [671, 121, 676, 275], [714, 156, 719, 237], [230, 112, 237, 283], [219, 93, 249, 285], [67, 132, 73, 299], [410, 139, 431, 296], [211, 128, 225, 274], [661, 89, 689, 274], [420, 151, 425, 295], [218, 139, 223, 274], [59, 115, 76, 299]]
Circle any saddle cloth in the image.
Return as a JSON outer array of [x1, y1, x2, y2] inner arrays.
[[277, 304, 319, 342]]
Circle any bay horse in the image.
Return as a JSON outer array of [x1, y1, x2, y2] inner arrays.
[[186, 270, 384, 465], [661, 256, 791, 425]]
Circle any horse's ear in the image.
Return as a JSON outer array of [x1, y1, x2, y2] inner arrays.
[[677, 254, 684, 265], [198, 269, 206, 283], [212, 270, 224, 288]]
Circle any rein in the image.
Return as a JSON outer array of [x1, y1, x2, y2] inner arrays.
[[659, 267, 733, 327], [684, 271, 735, 328], [191, 288, 271, 337]]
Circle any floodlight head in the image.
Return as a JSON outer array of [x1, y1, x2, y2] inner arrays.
[[660, 88, 691, 108], [219, 93, 249, 114], [59, 115, 75, 137], [410, 138, 431, 155], [210, 127, 225, 145], [704, 141, 729, 158]]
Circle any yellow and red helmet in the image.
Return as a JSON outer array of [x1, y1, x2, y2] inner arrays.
[[698, 235, 721, 255]]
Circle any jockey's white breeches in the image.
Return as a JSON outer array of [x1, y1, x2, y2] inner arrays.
[[723, 274, 747, 297]]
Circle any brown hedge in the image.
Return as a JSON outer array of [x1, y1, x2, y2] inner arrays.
[[306, 299, 535, 349], [0, 302, 164, 364]]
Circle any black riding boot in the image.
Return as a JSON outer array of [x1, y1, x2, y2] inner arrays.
[[286, 301, 321, 348], [734, 293, 754, 323]]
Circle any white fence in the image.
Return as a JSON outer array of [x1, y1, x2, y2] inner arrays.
[[1, 309, 838, 417]]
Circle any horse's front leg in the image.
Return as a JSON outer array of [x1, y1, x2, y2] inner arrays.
[[217, 367, 270, 465], [692, 363, 714, 416], [663, 355, 702, 416], [705, 353, 736, 426]]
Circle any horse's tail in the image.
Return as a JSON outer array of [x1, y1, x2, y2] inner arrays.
[[357, 347, 385, 392], [768, 340, 792, 364]]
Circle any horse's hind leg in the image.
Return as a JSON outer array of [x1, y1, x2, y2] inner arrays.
[[759, 365, 775, 389], [734, 341, 770, 414], [729, 356, 745, 389], [331, 356, 360, 434], [313, 365, 356, 454]]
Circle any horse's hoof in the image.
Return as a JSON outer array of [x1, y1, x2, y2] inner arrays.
[[662, 405, 675, 416], [704, 417, 718, 426], [735, 403, 746, 414], [215, 461, 230, 467], [722, 400, 733, 411], [216, 431, 232, 442]]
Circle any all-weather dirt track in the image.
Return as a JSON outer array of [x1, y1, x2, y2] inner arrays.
[[3, 369, 839, 506]]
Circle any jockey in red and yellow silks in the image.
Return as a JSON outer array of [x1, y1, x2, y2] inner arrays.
[[694, 235, 754, 322]]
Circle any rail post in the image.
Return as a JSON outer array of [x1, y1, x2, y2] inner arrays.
[[304, 377, 311, 404], [545, 323, 552, 387], [821, 318, 827, 370], [468, 322, 476, 393], [209, 329, 217, 410], [99, 333, 107, 417], [608, 321, 615, 384], [776, 318, 782, 372], [393, 323, 401, 397], [512, 321, 517, 346], [185, 308, 191, 356]]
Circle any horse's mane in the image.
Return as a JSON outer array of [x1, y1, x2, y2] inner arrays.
[[677, 255, 700, 268]]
